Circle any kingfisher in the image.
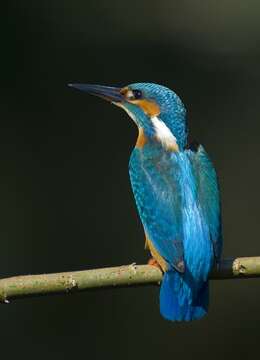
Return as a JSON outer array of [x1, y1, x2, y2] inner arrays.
[[69, 82, 222, 321]]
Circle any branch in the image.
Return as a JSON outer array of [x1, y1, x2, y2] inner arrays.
[[0, 256, 260, 303]]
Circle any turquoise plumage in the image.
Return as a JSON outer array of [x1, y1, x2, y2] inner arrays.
[[69, 82, 222, 321], [130, 143, 221, 320]]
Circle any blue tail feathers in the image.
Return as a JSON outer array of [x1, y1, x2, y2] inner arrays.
[[159, 270, 209, 321]]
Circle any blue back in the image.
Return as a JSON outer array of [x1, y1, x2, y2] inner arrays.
[[129, 141, 222, 320]]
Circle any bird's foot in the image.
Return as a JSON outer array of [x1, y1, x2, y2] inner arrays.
[[148, 257, 163, 271]]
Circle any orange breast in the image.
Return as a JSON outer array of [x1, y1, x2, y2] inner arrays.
[[145, 235, 168, 272], [135, 127, 147, 148]]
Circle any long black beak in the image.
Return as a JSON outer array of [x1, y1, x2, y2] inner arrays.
[[68, 83, 124, 103]]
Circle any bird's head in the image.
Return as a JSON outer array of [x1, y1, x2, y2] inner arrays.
[[68, 82, 187, 151]]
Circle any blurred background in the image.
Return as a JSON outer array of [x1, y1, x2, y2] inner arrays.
[[2, 0, 260, 359]]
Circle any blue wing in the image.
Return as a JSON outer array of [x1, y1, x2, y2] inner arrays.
[[129, 144, 221, 321], [129, 144, 222, 273], [129, 149, 185, 272], [187, 143, 222, 261]]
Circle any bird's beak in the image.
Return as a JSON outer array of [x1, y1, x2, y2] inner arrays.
[[68, 83, 124, 103]]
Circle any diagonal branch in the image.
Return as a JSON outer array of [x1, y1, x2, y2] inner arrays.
[[0, 256, 260, 303]]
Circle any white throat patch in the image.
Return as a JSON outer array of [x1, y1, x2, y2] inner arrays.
[[151, 116, 178, 151], [113, 103, 178, 151]]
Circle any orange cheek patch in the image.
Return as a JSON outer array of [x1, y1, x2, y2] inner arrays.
[[131, 99, 160, 117]]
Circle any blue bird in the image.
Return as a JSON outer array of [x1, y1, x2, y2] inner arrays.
[[69, 82, 222, 321]]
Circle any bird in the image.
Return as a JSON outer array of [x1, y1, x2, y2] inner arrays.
[[68, 82, 222, 321]]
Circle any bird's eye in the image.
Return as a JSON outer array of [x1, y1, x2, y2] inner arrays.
[[132, 90, 143, 99], [122, 88, 143, 101]]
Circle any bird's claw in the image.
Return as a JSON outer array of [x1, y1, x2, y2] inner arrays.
[[148, 257, 163, 271]]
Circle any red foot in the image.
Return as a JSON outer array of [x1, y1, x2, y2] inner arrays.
[[148, 258, 162, 270]]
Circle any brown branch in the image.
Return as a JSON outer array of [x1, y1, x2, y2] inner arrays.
[[0, 257, 259, 303]]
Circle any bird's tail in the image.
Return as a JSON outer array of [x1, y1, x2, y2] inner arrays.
[[159, 270, 209, 321]]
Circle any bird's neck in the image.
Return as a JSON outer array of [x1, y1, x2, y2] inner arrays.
[[135, 126, 180, 153]]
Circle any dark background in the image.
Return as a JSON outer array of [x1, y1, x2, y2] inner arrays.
[[2, 1, 260, 359]]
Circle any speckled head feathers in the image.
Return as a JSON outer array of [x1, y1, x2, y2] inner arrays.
[[120, 83, 188, 150]]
